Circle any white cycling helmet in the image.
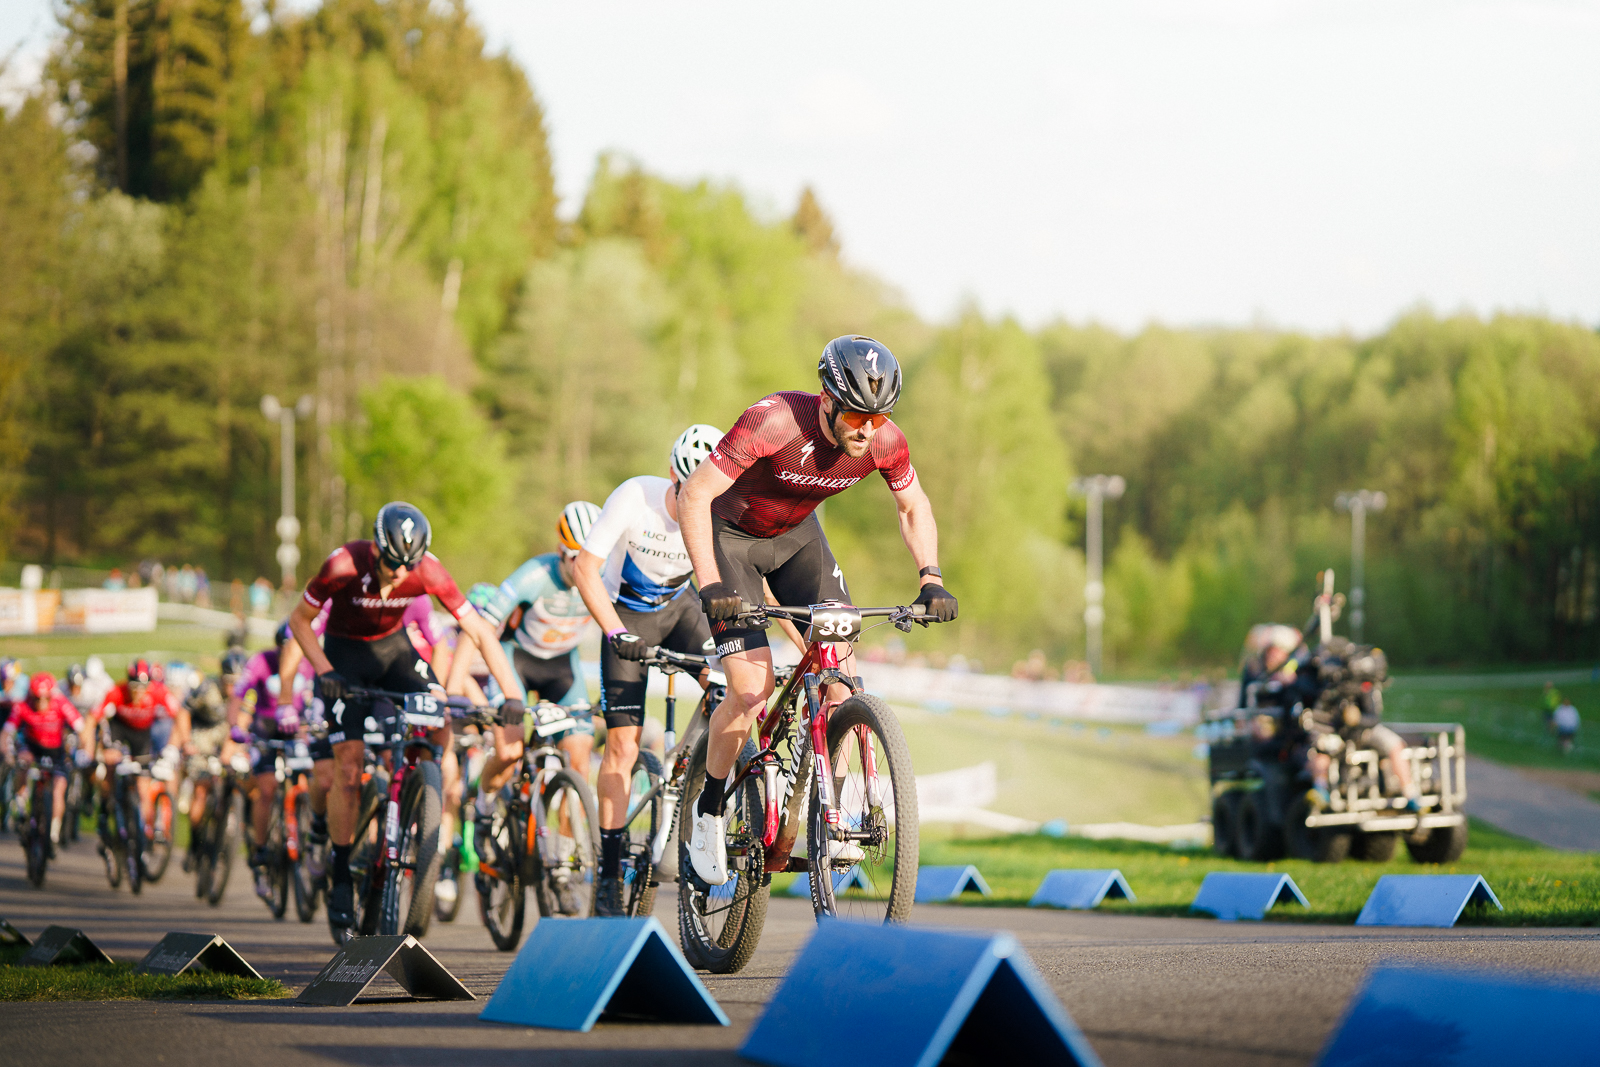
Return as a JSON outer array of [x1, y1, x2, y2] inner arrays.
[[557, 500, 602, 556], [670, 423, 724, 482]]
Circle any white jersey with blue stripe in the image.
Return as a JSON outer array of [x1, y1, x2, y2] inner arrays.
[[584, 475, 695, 612]]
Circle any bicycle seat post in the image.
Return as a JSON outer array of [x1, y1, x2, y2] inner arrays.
[[664, 670, 677, 753]]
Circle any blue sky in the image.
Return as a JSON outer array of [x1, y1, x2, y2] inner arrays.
[[5, 1, 1598, 334]]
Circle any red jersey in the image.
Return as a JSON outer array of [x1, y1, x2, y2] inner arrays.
[[96, 681, 176, 732], [303, 540, 470, 641], [8, 694, 83, 749], [708, 391, 915, 538]]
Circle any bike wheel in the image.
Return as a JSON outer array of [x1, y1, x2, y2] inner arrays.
[[268, 801, 290, 920], [476, 802, 527, 952], [434, 843, 462, 924], [533, 767, 599, 919], [809, 693, 918, 925], [192, 800, 214, 901], [623, 750, 664, 918], [144, 790, 174, 882], [291, 790, 321, 923], [379, 760, 443, 938], [124, 790, 145, 896], [677, 738, 768, 974], [209, 790, 242, 905]]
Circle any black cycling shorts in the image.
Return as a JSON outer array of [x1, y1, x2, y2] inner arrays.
[[323, 628, 441, 745], [709, 512, 848, 657], [512, 647, 575, 705], [108, 719, 154, 758], [24, 740, 69, 776], [602, 591, 714, 729]]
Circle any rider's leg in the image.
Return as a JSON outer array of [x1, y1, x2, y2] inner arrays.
[[328, 738, 365, 884], [138, 775, 157, 831], [51, 772, 67, 841], [437, 729, 459, 844], [597, 724, 640, 881], [251, 771, 277, 849], [477, 725, 523, 809], [704, 648, 774, 790]]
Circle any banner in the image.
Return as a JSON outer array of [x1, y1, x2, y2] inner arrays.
[[56, 588, 159, 633]]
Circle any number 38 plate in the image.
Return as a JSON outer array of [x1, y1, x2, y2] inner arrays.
[[806, 604, 862, 643]]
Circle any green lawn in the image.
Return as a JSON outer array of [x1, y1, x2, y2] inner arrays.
[[1389, 677, 1600, 772], [907, 818, 1600, 925], [0, 944, 287, 1001], [5, 622, 269, 677]]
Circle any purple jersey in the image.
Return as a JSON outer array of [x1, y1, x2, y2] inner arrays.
[[235, 648, 290, 737]]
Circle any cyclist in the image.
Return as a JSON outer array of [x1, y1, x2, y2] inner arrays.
[[92, 659, 190, 843], [677, 336, 958, 884], [0, 673, 94, 849], [470, 503, 603, 851], [570, 426, 722, 915], [285, 500, 529, 937], [230, 623, 307, 901]]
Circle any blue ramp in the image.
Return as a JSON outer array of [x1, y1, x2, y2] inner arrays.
[[787, 866, 872, 897], [914, 865, 992, 903], [479, 916, 726, 1031], [1191, 872, 1308, 921], [1318, 964, 1600, 1067], [740, 922, 1102, 1067], [1355, 874, 1502, 928], [1030, 870, 1135, 910]]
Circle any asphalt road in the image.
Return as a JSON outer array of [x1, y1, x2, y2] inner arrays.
[[3, 838, 1598, 1067]]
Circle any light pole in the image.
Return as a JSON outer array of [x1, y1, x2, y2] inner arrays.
[[1071, 474, 1125, 679], [1335, 489, 1386, 643], [262, 394, 315, 590]]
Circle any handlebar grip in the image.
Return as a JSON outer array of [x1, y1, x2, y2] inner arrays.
[[643, 645, 663, 659], [909, 605, 926, 617]]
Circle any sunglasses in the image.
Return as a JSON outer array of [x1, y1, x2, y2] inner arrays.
[[834, 407, 891, 431]]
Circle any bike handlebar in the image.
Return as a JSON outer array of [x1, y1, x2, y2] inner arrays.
[[728, 601, 929, 626], [640, 647, 712, 671]]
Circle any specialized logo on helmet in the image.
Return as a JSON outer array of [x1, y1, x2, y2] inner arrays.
[[865, 350, 879, 374], [400, 517, 415, 543]]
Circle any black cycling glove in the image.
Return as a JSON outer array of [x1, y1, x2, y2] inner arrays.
[[497, 697, 526, 729], [698, 581, 742, 621], [316, 670, 351, 702], [609, 631, 651, 661], [913, 582, 959, 623]]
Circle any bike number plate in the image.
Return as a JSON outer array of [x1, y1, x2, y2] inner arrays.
[[403, 693, 447, 729], [531, 703, 578, 738], [806, 605, 863, 643]]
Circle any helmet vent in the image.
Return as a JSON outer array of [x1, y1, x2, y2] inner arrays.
[[867, 373, 884, 396]]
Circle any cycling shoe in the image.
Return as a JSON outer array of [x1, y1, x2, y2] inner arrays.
[[594, 876, 625, 918]]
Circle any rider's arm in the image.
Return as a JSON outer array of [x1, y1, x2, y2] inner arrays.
[[572, 549, 625, 635], [288, 596, 334, 677], [679, 460, 737, 588], [278, 637, 304, 707], [442, 623, 477, 693], [890, 472, 941, 586], [457, 609, 526, 704]]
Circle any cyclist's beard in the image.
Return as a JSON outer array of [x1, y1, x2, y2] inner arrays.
[[838, 429, 872, 458]]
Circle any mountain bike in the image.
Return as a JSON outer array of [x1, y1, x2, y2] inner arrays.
[[676, 599, 930, 973], [96, 748, 160, 894], [475, 700, 601, 951], [281, 740, 321, 922], [18, 755, 59, 888], [611, 647, 720, 920], [189, 752, 248, 905], [245, 738, 308, 921], [328, 688, 450, 945], [142, 749, 179, 883]]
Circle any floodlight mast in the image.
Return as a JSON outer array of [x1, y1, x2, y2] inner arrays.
[[1070, 474, 1125, 679], [1334, 490, 1387, 643], [262, 394, 315, 589]]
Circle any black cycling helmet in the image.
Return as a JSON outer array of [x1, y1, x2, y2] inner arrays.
[[274, 621, 293, 648], [817, 335, 901, 414], [220, 647, 249, 679], [373, 501, 432, 569], [66, 663, 87, 691]]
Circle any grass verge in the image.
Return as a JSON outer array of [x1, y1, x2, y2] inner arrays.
[[0, 944, 288, 1001], [905, 817, 1600, 925]]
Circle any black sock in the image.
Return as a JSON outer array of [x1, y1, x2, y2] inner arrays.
[[699, 774, 726, 817], [310, 812, 328, 837], [331, 843, 352, 885], [600, 828, 625, 879]]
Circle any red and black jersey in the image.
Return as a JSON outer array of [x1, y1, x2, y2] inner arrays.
[[708, 391, 914, 538], [95, 681, 176, 732], [303, 540, 470, 641], [7, 694, 83, 749]]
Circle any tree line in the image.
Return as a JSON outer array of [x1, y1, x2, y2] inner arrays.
[[3, 0, 1597, 671]]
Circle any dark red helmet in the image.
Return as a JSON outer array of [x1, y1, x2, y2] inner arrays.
[[128, 658, 153, 683], [29, 672, 56, 699]]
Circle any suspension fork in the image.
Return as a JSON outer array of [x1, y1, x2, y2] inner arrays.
[[284, 774, 302, 861], [383, 748, 405, 865]]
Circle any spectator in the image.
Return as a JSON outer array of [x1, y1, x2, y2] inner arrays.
[[177, 564, 198, 603], [194, 566, 211, 608], [104, 568, 126, 590], [1542, 681, 1563, 728], [249, 577, 273, 616], [1553, 700, 1580, 754]]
